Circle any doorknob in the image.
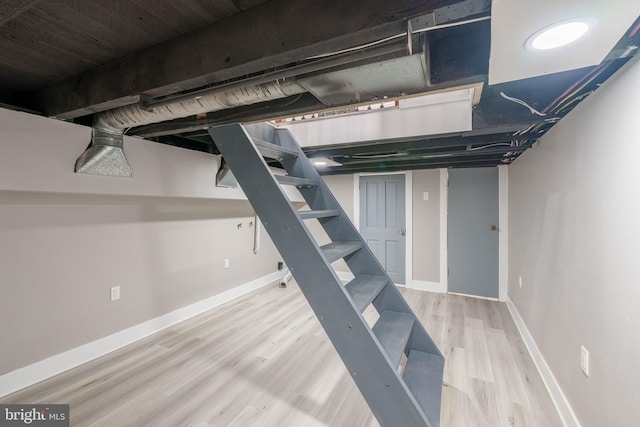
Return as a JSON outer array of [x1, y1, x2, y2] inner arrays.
[[399, 228, 406, 236], [490, 225, 497, 231]]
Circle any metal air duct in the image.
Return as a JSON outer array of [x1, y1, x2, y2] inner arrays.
[[75, 80, 306, 176], [74, 122, 131, 177]]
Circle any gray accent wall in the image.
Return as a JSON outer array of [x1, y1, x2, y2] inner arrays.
[[508, 55, 640, 426], [0, 109, 281, 376]]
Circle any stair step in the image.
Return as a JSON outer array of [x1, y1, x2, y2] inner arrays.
[[403, 350, 445, 426], [373, 310, 415, 369], [320, 241, 362, 263], [298, 210, 340, 220], [275, 175, 317, 187], [253, 138, 298, 160], [345, 275, 388, 312]]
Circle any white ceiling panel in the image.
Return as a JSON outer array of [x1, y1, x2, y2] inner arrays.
[[489, 0, 640, 84]]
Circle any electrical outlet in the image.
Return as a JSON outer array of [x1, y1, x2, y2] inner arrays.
[[580, 346, 590, 377], [519, 275, 523, 288], [224, 258, 230, 269], [110, 286, 120, 301]]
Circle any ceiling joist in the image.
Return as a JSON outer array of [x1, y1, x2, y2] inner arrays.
[[29, 0, 460, 119]]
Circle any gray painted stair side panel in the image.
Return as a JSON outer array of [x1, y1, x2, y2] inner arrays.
[[209, 123, 439, 427], [404, 350, 446, 427]]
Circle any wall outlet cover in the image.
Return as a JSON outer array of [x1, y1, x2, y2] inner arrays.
[[110, 286, 121, 301]]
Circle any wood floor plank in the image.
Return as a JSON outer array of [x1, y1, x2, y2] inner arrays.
[[485, 327, 531, 407], [3, 283, 562, 426], [464, 317, 495, 382], [467, 378, 500, 427]]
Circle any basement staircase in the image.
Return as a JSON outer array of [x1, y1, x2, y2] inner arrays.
[[208, 123, 445, 427]]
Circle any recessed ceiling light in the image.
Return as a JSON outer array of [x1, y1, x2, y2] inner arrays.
[[526, 18, 596, 51], [311, 157, 342, 167]]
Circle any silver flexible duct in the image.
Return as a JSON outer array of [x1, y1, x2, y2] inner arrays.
[[75, 80, 306, 176], [98, 80, 306, 130]]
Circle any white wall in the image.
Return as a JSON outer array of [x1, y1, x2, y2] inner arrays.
[[282, 89, 473, 147], [508, 55, 640, 426], [0, 109, 283, 380]]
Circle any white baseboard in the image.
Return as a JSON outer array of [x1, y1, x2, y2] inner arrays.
[[0, 271, 283, 398], [407, 279, 446, 293], [506, 295, 581, 427], [448, 291, 498, 301]]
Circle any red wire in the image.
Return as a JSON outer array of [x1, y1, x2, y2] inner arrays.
[[540, 64, 604, 114], [629, 21, 640, 38]]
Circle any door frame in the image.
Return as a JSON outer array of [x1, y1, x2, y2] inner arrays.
[[352, 167, 508, 301], [444, 165, 509, 302], [353, 171, 412, 286]]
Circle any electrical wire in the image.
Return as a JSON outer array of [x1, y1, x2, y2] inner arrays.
[[305, 16, 490, 60], [554, 91, 593, 114], [549, 67, 607, 114], [305, 33, 405, 60], [513, 123, 536, 136], [499, 92, 546, 116], [468, 142, 512, 151], [540, 64, 605, 114], [411, 16, 491, 34]]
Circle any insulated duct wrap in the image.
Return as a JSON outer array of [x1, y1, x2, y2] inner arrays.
[[77, 80, 305, 177], [97, 80, 306, 130]]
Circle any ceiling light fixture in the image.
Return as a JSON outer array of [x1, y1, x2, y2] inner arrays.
[[526, 18, 596, 51], [311, 157, 342, 167]]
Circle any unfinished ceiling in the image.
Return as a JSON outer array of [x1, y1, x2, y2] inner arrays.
[[1, 0, 639, 174]]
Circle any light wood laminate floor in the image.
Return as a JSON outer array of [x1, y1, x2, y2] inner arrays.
[[4, 282, 562, 426]]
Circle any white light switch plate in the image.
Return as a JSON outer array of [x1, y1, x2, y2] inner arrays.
[[110, 286, 120, 301], [581, 346, 590, 377]]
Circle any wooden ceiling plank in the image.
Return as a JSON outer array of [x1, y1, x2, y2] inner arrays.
[[30, 0, 456, 118], [0, 0, 40, 26], [49, 1, 160, 51], [23, 6, 127, 61], [0, 16, 102, 78], [193, 0, 244, 19], [0, 39, 74, 81], [160, 1, 220, 32]]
